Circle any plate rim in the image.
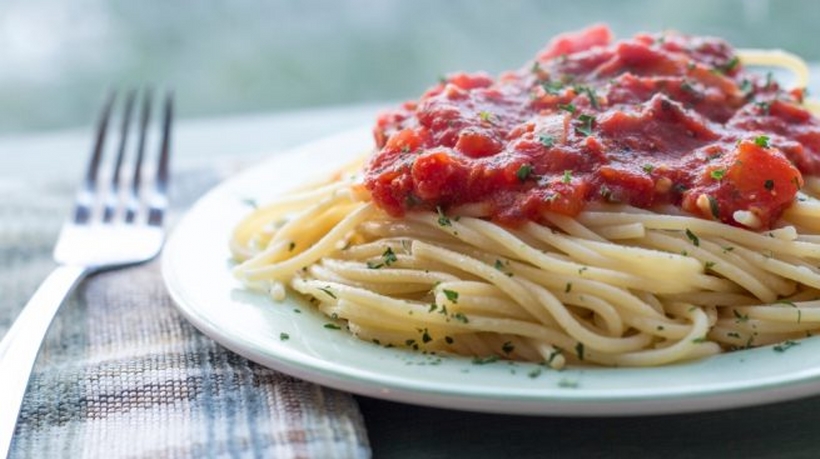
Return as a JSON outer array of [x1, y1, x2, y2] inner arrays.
[[162, 126, 820, 416]]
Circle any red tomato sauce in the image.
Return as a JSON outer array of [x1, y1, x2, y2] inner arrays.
[[364, 25, 820, 229]]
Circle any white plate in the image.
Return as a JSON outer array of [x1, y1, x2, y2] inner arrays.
[[162, 127, 820, 416]]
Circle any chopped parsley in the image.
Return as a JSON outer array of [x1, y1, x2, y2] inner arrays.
[[318, 286, 337, 299], [323, 323, 341, 330], [776, 300, 801, 323], [710, 169, 726, 180], [574, 85, 600, 109], [492, 259, 513, 277], [773, 340, 799, 353], [562, 170, 573, 184], [575, 342, 585, 361], [472, 355, 499, 365], [574, 114, 595, 136], [685, 228, 700, 247], [538, 133, 555, 148], [754, 135, 770, 148], [558, 103, 576, 114], [704, 261, 716, 270], [541, 80, 564, 95], [367, 247, 398, 269], [642, 164, 654, 174], [452, 312, 469, 323], [382, 247, 398, 265], [436, 206, 452, 227], [421, 328, 433, 343], [717, 56, 740, 74], [516, 163, 534, 182], [442, 289, 459, 303], [279, 332, 290, 341], [478, 110, 494, 123], [732, 309, 749, 322]]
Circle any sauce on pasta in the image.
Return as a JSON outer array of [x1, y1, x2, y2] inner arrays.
[[231, 25, 820, 368], [366, 24, 820, 229]]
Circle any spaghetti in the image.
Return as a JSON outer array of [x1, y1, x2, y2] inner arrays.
[[231, 26, 820, 368]]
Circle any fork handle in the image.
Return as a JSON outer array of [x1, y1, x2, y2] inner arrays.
[[0, 265, 88, 458]]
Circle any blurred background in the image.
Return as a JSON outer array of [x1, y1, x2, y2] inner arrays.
[[0, 0, 817, 136]]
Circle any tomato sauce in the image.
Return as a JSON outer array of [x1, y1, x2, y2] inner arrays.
[[364, 25, 820, 229]]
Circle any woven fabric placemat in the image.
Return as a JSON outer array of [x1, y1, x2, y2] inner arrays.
[[0, 165, 371, 458]]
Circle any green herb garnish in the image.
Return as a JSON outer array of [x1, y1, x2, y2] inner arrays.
[[717, 56, 740, 74], [452, 312, 469, 323], [754, 135, 770, 148], [710, 169, 726, 180], [685, 228, 700, 247], [472, 355, 499, 365], [436, 206, 452, 227], [442, 289, 459, 303], [558, 103, 576, 114], [541, 80, 564, 95], [574, 85, 600, 109], [773, 340, 799, 353], [539, 134, 555, 148], [574, 114, 595, 136], [478, 110, 494, 123], [516, 163, 534, 182], [318, 286, 337, 299]]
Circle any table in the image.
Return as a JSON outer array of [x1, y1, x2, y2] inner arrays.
[[3, 102, 820, 458]]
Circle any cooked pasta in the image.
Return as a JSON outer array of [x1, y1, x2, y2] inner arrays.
[[230, 26, 820, 368]]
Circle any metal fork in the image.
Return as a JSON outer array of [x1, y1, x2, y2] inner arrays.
[[0, 90, 174, 458]]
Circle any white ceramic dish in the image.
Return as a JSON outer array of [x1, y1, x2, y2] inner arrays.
[[162, 127, 820, 416]]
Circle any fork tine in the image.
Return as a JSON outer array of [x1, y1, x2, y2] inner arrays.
[[103, 89, 137, 222], [148, 91, 174, 227], [74, 91, 116, 224], [125, 89, 153, 223]]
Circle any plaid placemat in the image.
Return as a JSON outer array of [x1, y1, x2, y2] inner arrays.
[[0, 166, 371, 458]]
